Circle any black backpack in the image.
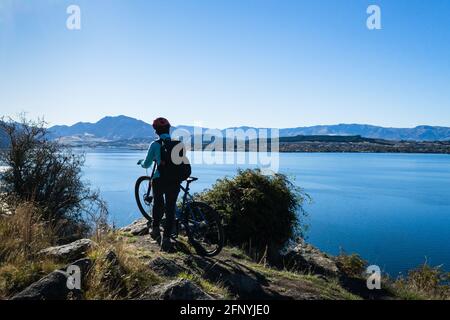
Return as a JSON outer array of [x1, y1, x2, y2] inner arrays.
[[157, 138, 191, 183]]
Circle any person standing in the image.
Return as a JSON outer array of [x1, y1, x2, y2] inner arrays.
[[137, 117, 182, 252]]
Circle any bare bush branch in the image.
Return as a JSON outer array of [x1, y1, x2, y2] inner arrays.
[[0, 115, 108, 242]]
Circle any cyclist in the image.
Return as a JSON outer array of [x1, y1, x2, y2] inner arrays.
[[137, 117, 181, 252]]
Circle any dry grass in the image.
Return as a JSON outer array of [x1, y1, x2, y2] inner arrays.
[[387, 262, 450, 300], [177, 272, 231, 299], [0, 202, 54, 263], [0, 258, 61, 299], [0, 202, 61, 298], [84, 232, 161, 300]]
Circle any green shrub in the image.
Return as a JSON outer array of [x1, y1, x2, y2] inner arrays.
[[335, 252, 368, 277], [197, 169, 308, 257]]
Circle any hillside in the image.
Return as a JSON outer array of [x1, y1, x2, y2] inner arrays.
[[58, 134, 450, 154], [279, 124, 450, 141], [6, 219, 399, 301], [3, 117, 450, 153], [277, 135, 450, 153]]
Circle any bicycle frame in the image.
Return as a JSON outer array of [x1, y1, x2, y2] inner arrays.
[[144, 162, 157, 201], [145, 161, 198, 225], [179, 184, 193, 214], [138, 164, 222, 256]]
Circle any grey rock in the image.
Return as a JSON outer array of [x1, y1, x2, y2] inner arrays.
[[11, 258, 92, 300], [145, 279, 213, 300], [184, 256, 263, 299], [39, 239, 95, 262], [70, 257, 93, 274], [119, 218, 149, 236], [281, 239, 340, 276], [148, 257, 187, 278], [104, 249, 120, 265], [11, 270, 68, 300], [226, 273, 260, 296]]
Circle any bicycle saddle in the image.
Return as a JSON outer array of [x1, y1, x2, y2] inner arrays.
[[187, 177, 198, 182]]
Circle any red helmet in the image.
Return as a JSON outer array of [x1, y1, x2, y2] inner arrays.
[[152, 117, 171, 133]]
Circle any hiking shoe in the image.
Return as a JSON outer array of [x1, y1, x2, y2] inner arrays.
[[160, 237, 173, 253], [150, 228, 161, 243]]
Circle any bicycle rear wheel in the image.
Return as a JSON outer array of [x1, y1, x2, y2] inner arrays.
[[135, 176, 153, 221], [185, 202, 224, 257]]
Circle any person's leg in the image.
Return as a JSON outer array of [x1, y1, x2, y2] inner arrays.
[[161, 183, 181, 247], [151, 179, 164, 239]]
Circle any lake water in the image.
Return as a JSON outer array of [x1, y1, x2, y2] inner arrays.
[[82, 150, 450, 276]]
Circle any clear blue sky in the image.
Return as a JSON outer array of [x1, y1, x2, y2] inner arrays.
[[1, 0, 450, 128]]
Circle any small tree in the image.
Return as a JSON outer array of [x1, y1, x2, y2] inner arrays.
[[0, 115, 107, 242], [198, 169, 309, 261]]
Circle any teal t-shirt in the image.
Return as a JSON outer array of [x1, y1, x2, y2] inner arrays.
[[140, 133, 171, 179]]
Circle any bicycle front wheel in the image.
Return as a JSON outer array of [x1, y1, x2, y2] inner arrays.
[[135, 176, 153, 221], [185, 202, 224, 257]]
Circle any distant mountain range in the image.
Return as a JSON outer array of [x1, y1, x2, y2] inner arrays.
[[47, 115, 450, 143], [279, 124, 450, 141], [48, 116, 155, 141]]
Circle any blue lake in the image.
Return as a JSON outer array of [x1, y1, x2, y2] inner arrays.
[[82, 150, 450, 276]]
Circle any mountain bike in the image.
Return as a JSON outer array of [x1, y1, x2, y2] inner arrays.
[[135, 165, 224, 257]]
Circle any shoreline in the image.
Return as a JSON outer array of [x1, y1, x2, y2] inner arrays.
[[71, 146, 450, 155]]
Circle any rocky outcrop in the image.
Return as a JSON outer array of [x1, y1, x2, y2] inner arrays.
[[7, 218, 366, 301], [121, 217, 350, 300], [183, 255, 268, 299], [143, 279, 213, 300], [119, 218, 149, 236], [148, 257, 188, 278], [12, 258, 92, 300], [11, 217, 366, 301], [38, 239, 95, 262], [280, 239, 340, 276]]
